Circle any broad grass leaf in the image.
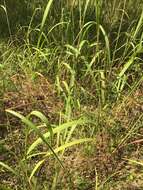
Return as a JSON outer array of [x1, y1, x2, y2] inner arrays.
[[6, 109, 64, 168], [28, 138, 93, 181], [27, 118, 87, 155]]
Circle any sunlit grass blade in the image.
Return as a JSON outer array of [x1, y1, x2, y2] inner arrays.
[[0, 1, 12, 39], [40, 0, 54, 32], [118, 43, 142, 78], [6, 109, 64, 168], [37, 0, 54, 47], [29, 159, 45, 182], [65, 44, 80, 58], [133, 9, 143, 39], [28, 110, 53, 142], [124, 158, 143, 167], [83, 0, 91, 24], [28, 138, 93, 180], [0, 161, 17, 176], [44, 138, 94, 157], [118, 54, 136, 78], [99, 25, 111, 68], [27, 118, 87, 155]]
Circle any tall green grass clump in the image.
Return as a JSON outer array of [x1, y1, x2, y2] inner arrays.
[[24, 0, 143, 107], [0, 0, 143, 189]]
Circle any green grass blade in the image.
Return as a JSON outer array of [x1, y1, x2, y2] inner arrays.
[[99, 25, 111, 67], [124, 158, 143, 167], [27, 118, 87, 155], [40, 0, 54, 32], [44, 138, 94, 157], [0, 161, 17, 176], [83, 0, 90, 24], [65, 44, 80, 57], [6, 109, 64, 169], [29, 159, 45, 182], [133, 9, 143, 39], [28, 138, 93, 180], [118, 54, 135, 78], [28, 110, 53, 142]]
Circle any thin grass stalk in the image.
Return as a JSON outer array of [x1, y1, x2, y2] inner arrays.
[[95, 0, 103, 63], [112, 0, 127, 64], [0, 1, 12, 40], [37, 0, 54, 48]]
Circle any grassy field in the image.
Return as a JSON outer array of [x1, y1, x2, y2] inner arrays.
[[0, 0, 143, 189]]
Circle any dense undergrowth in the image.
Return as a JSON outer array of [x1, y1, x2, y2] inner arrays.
[[0, 0, 143, 189]]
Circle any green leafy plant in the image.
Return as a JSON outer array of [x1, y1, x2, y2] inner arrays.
[[4, 109, 93, 188], [1, 0, 143, 189]]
